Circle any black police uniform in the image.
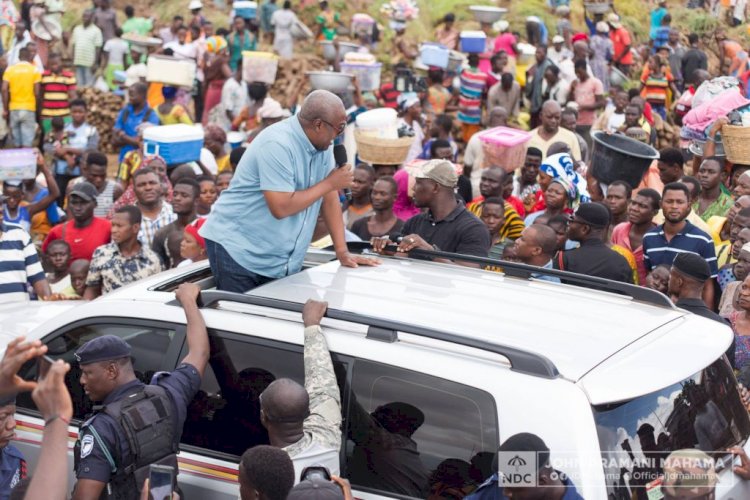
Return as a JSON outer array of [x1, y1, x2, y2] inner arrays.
[[555, 238, 635, 284], [74, 336, 200, 499]]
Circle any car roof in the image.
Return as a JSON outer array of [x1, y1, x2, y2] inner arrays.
[[0, 300, 80, 346], [246, 258, 698, 381], [99, 255, 730, 391]]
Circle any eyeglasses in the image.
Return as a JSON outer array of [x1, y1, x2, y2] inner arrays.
[[318, 118, 346, 137]]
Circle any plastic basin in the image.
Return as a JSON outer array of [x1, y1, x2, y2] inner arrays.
[[320, 41, 360, 63], [306, 71, 353, 93], [591, 131, 659, 188], [469, 6, 507, 24]]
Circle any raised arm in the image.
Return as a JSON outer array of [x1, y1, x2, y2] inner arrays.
[[175, 283, 209, 377], [27, 360, 73, 500], [26, 157, 60, 217], [301, 300, 341, 440], [263, 165, 352, 219]]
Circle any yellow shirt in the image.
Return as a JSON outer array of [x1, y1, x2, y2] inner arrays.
[[527, 127, 582, 161], [217, 154, 231, 173], [3, 61, 41, 111]]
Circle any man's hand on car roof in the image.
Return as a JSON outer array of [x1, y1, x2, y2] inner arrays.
[[303, 300, 328, 328]]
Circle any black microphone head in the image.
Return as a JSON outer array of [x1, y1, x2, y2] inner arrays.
[[333, 144, 347, 167]]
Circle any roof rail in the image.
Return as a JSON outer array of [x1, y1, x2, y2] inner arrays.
[[172, 290, 560, 379], [369, 245, 674, 309]]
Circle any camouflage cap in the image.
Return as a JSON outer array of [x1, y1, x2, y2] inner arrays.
[[661, 449, 717, 498]]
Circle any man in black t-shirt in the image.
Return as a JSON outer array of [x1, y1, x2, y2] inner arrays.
[[681, 33, 708, 87], [371, 160, 490, 266]]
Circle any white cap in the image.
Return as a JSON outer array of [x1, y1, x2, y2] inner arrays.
[[596, 21, 610, 33], [552, 35, 564, 44], [189, 0, 203, 10]]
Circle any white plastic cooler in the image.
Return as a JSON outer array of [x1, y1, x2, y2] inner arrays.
[[143, 125, 204, 165]]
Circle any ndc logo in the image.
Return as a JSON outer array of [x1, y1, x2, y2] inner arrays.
[[498, 451, 537, 487]]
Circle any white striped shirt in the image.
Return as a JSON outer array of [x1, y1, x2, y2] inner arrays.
[[0, 223, 45, 303]]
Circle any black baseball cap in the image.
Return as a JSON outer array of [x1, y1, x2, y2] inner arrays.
[[673, 253, 711, 283], [573, 203, 610, 229], [69, 181, 98, 202]]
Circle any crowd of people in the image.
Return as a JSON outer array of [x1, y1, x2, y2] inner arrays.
[[4, 0, 750, 498]]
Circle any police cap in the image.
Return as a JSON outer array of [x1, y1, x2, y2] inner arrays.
[[75, 335, 132, 365]]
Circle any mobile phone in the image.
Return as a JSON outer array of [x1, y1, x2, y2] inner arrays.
[[37, 355, 54, 380], [148, 464, 174, 500]]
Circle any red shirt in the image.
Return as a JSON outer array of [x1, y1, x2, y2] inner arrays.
[[43, 218, 112, 262], [610, 27, 633, 65], [506, 195, 526, 219]]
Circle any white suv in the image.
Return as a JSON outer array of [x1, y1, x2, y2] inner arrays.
[[3, 249, 748, 500]]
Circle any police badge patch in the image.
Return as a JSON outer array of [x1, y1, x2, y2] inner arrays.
[[80, 434, 95, 458]]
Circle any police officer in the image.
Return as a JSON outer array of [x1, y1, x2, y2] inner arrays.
[[72, 283, 209, 500], [0, 394, 26, 500]]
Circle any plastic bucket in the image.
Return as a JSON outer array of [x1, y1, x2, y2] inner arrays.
[[227, 131, 246, 149], [591, 131, 659, 188]]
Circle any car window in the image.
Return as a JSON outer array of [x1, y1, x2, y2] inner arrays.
[[180, 332, 348, 459], [593, 356, 750, 499], [17, 323, 178, 420], [344, 359, 498, 499]]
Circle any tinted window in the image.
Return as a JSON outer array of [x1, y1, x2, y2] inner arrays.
[[17, 323, 178, 420], [594, 357, 750, 499], [180, 332, 347, 458], [344, 359, 498, 498]]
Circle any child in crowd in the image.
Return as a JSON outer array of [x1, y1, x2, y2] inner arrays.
[[69, 259, 89, 298], [45, 239, 73, 295], [44, 117, 74, 179], [197, 175, 218, 216], [179, 218, 208, 267], [645, 264, 670, 295], [216, 171, 234, 196]]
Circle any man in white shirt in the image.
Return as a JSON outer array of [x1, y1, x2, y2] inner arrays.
[[548, 35, 572, 67]]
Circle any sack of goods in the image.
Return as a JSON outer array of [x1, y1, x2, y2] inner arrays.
[[143, 125, 204, 165], [340, 52, 382, 92], [0, 149, 37, 181], [242, 51, 279, 84], [233, 1, 258, 19], [460, 31, 486, 53], [146, 55, 197, 88], [477, 127, 532, 173], [355, 108, 413, 165]]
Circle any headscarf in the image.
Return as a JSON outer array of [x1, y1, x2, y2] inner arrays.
[[184, 217, 207, 249], [110, 155, 174, 217], [397, 92, 420, 113], [393, 169, 421, 221], [161, 86, 178, 99], [540, 153, 590, 210], [206, 36, 228, 54]]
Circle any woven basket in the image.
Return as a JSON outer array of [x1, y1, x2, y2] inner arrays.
[[354, 130, 414, 165], [720, 125, 750, 165]]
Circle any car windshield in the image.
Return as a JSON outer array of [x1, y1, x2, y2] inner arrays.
[[592, 357, 750, 499]]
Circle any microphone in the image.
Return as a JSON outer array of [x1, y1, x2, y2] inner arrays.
[[333, 144, 352, 202]]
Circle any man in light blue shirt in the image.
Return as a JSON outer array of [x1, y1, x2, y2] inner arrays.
[[200, 90, 378, 292], [511, 224, 561, 283]]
